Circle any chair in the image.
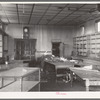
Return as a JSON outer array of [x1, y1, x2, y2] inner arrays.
[[56, 68, 71, 83]]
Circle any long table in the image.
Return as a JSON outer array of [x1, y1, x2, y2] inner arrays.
[[43, 61, 74, 81], [70, 67, 100, 91], [44, 60, 100, 91], [44, 60, 74, 69], [0, 67, 40, 92]]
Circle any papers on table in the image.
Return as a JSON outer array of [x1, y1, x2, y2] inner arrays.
[[82, 65, 93, 70]]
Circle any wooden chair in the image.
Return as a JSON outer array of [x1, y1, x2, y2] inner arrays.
[[56, 68, 71, 83]]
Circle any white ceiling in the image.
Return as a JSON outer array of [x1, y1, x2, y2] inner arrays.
[[0, 4, 99, 26]]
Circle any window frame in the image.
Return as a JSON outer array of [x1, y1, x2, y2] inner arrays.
[[95, 19, 100, 33]]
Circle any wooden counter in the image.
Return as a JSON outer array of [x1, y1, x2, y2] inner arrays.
[[70, 67, 100, 91]]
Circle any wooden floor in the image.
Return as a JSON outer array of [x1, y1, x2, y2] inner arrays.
[[0, 70, 100, 92], [29, 71, 86, 91], [29, 71, 100, 92], [29, 79, 86, 91], [30, 79, 100, 91]]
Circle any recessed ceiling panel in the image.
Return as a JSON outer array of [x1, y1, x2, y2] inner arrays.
[[82, 4, 96, 9], [0, 4, 98, 26], [50, 4, 66, 7], [39, 19, 48, 25], [30, 18, 40, 24], [68, 4, 85, 8], [34, 5, 49, 10]]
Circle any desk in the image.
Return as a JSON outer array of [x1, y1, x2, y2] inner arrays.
[[70, 68, 100, 91], [44, 61, 74, 69], [0, 67, 40, 92], [44, 61, 74, 81], [44, 60, 100, 91]]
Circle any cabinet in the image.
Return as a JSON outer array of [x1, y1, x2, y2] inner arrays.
[[73, 35, 87, 56], [15, 39, 36, 60], [0, 29, 8, 58]]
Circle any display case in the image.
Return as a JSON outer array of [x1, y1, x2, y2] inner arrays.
[[0, 67, 40, 92]]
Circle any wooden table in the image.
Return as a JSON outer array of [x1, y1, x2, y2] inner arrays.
[[70, 67, 100, 91], [44, 61, 74, 81], [0, 67, 40, 92], [44, 60, 74, 69], [44, 60, 100, 91]]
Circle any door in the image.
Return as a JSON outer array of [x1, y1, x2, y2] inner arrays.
[[52, 42, 60, 57]]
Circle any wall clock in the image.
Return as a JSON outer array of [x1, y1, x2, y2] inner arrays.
[[23, 27, 29, 33], [23, 27, 29, 39]]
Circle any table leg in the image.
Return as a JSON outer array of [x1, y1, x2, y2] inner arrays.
[[39, 69, 40, 82], [85, 79, 89, 91], [20, 78, 23, 92], [70, 71, 73, 87], [38, 82, 40, 91], [39, 70, 40, 91], [1, 78, 3, 88]]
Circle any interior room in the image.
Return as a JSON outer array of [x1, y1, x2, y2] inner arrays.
[[0, 3, 100, 92]]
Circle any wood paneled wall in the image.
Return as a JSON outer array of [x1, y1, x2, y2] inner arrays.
[[5, 24, 75, 58]]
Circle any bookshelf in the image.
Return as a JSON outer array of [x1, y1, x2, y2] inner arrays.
[[73, 33, 100, 58]]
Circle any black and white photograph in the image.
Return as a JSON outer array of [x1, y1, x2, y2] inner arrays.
[[0, 0, 100, 98]]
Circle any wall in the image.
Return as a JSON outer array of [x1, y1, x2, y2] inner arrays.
[[5, 24, 75, 59], [76, 18, 99, 36]]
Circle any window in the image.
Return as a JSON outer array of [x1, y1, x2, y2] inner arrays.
[[95, 20, 100, 33], [97, 21, 100, 32], [80, 26, 85, 35]]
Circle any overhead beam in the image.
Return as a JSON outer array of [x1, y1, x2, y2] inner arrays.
[[28, 4, 35, 24], [63, 7, 97, 25], [16, 4, 20, 24], [37, 4, 51, 25], [55, 4, 86, 25], [46, 4, 69, 25]]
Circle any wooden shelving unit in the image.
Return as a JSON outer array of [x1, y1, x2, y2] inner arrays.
[[73, 35, 87, 56], [15, 39, 36, 60], [73, 33, 100, 58]]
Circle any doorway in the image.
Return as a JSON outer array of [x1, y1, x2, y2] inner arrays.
[[52, 42, 61, 57]]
